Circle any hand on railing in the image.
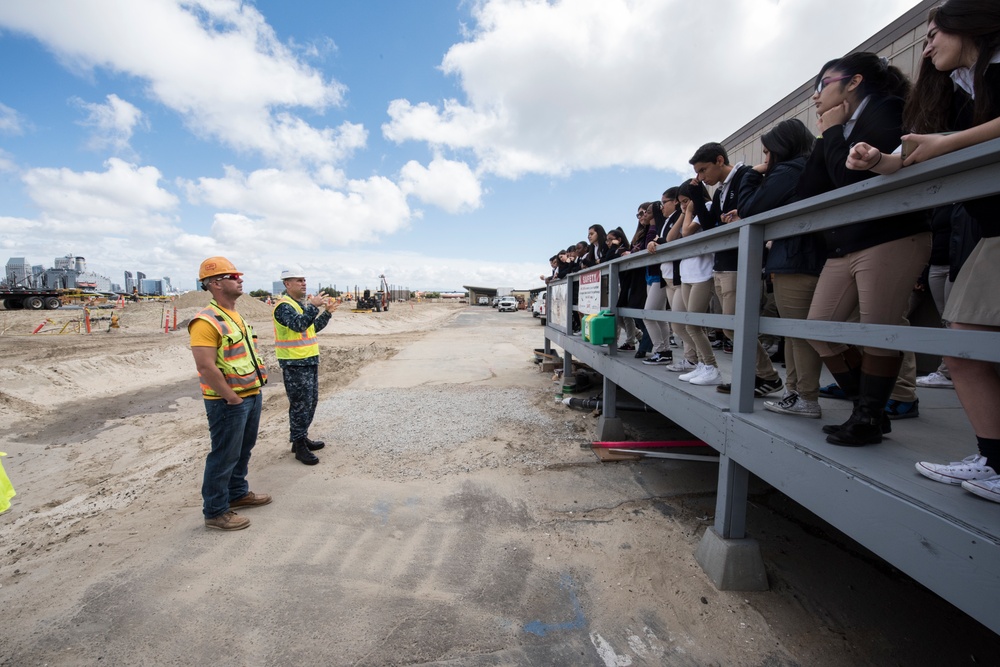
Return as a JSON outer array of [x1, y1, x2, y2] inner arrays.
[[847, 141, 901, 175]]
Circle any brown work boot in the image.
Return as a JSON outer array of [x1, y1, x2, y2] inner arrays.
[[229, 491, 272, 509], [205, 511, 250, 531]]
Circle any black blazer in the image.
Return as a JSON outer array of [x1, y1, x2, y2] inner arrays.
[[693, 165, 754, 271], [796, 94, 928, 257]]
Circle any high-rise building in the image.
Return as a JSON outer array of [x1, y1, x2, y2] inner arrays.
[[136, 272, 146, 294], [140, 278, 163, 295], [162, 276, 173, 293], [272, 281, 285, 295], [124, 271, 134, 294]]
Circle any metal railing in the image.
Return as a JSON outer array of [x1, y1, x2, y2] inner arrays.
[[548, 136, 1000, 414]]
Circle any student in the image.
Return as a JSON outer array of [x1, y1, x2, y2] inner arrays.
[[801, 51, 931, 446], [847, 0, 1000, 500], [581, 224, 609, 268], [689, 142, 783, 397], [649, 187, 699, 372], [618, 208, 652, 357], [735, 119, 828, 418], [640, 202, 673, 365], [674, 180, 722, 386]]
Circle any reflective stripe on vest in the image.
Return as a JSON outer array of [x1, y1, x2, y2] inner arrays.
[[189, 301, 267, 398], [273, 295, 320, 360]]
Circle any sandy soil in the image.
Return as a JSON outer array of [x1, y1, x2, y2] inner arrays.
[[0, 301, 996, 666]]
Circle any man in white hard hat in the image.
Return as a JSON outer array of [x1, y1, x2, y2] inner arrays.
[[273, 269, 338, 464], [190, 257, 270, 531]]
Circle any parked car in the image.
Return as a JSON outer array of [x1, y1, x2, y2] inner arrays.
[[532, 293, 546, 323], [498, 296, 518, 312], [477, 296, 489, 306]]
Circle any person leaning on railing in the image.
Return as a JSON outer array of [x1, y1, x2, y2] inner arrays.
[[847, 0, 1000, 503], [732, 118, 827, 419], [797, 51, 932, 447]]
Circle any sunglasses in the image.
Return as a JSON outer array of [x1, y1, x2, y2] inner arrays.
[[815, 74, 851, 94], [214, 273, 242, 282]]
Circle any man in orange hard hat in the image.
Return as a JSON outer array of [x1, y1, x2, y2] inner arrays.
[[189, 257, 270, 531]]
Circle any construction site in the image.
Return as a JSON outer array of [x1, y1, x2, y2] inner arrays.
[[1, 296, 998, 666]]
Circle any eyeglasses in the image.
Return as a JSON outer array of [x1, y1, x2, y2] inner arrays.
[[816, 74, 851, 94], [213, 273, 241, 282]]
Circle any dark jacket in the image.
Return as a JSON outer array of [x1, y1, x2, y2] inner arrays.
[[950, 204, 982, 281], [947, 64, 1000, 237], [796, 94, 929, 256], [739, 157, 827, 276], [693, 164, 754, 271], [653, 210, 683, 284]]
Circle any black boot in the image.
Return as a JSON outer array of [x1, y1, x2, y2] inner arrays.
[[293, 438, 320, 465], [289, 437, 325, 452], [825, 356, 901, 447], [820, 368, 890, 435], [820, 352, 864, 435]]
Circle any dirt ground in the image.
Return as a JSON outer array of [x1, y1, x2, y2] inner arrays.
[[0, 299, 997, 666]]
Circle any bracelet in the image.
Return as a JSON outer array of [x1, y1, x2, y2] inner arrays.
[[872, 151, 883, 168]]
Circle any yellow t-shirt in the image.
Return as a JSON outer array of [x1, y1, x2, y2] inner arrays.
[[190, 305, 260, 398]]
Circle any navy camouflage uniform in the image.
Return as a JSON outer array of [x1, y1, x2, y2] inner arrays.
[[273, 299, 331, 442]]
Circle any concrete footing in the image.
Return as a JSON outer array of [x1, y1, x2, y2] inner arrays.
[[694, 527, 769, 591], [597, 415, 625, 441]]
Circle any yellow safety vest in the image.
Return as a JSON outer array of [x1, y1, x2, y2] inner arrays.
[[189, 300, 268, 398], [273, 295, 320, 360], [0, 451, 15, 514]]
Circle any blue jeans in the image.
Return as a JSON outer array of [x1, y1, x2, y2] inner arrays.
[[202, 393, 261, 519]]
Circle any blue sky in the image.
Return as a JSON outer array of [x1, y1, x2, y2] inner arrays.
[[0, 0, 922, 292]]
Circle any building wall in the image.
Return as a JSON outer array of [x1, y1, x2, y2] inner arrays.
[[722, 0, 935, 166]]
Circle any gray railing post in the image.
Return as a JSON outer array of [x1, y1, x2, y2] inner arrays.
[[608, 263, 620, 357], [562, 277, 574, 382], [731, 222, 766, 413]]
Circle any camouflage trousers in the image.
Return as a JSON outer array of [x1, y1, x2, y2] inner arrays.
[[281, 363, 319, 442]]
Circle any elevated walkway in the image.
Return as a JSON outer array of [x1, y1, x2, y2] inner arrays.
[[542, 138, 1000, 635]]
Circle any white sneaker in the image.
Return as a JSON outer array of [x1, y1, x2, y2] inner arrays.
[[961, 475, 1000, 503], [915, 454, 997, 485], [690, 365, 723, 386], [764, 392, 822, 418], [916, 372, 954, 388], [665, 359, 696, 373], [678, 362, 706, 382]]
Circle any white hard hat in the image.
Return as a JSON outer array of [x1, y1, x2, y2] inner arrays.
[[280, 269, 305, 280]]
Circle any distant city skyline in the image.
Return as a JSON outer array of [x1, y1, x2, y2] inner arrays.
[[4, 253, 175, 295]]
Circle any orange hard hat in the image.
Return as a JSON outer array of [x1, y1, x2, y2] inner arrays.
[[198, 256, 242, 280]]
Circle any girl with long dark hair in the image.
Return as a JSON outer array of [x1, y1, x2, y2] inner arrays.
[[736, 119, 826, 419], [847, 0, 1000, 501], [798, 51, 932, 446]]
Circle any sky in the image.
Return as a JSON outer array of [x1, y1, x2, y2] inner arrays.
[[0, 0, 923, 293]]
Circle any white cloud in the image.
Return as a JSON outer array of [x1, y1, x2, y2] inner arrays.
[[0, 148, 16, 172], [73, 93, 146, 153], [22, 157, 179, 235], [183, 166, 412, 247], [383, 0, 923, 177], [0, 0, 354, 166], [0, 102, 25, 135], [399, 157, 482, 213]]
